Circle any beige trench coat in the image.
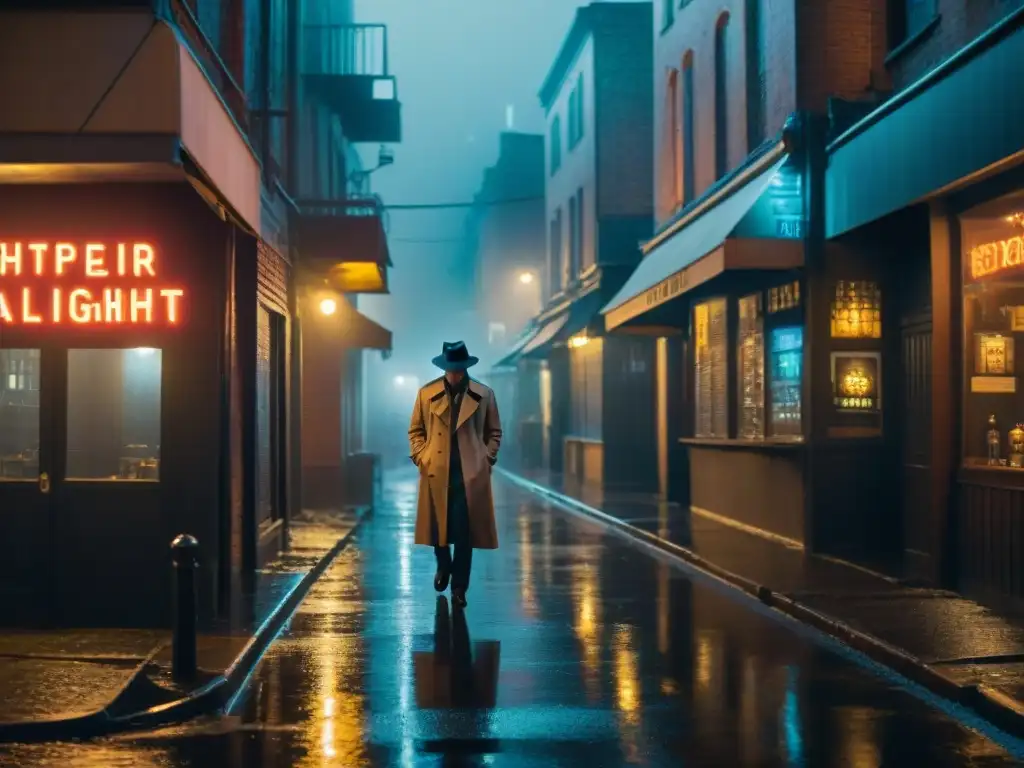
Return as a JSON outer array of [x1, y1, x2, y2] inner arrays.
[[408, 377, 502, 549]]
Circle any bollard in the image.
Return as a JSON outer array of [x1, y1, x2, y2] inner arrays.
[[170, 533, 199, 682]]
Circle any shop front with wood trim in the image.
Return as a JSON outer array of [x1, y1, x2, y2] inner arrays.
[[507, 269, 658, 491], [603, 138, 818, 545], [0, 16, 295, 628], [0, 181, 294, 629], [825, 7, 1024, 596]]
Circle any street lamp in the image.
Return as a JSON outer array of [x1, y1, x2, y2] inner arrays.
[[319, 298, 338, 316]]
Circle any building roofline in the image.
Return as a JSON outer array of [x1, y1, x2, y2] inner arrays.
[[537, 2, 649, 111]]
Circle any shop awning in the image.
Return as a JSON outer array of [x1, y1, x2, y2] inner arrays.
[[294, 199, 392, 294], [492, 325, 541, 369], [520, 313, 569, 360], [602, 151, 803, 331], [340, 303, 392, 350], [0, 18, 262, 233], [827, 9, 1024, 237]]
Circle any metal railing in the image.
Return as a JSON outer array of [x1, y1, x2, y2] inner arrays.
[[164, 0, 250, 132], [302, 24, 389, 78]]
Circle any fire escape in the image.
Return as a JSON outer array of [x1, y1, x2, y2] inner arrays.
[[295, 22, 400, 295], [302, 23, 401, 143]]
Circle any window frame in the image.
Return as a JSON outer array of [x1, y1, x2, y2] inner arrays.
[[693, 297, 729, 439], [549, 208, 563, 297], [888, 0, 939, 52], [682, 54, 695, 204], [550, 114, 562, 175], [714, 14, 730, 180], [744, 0, 767, 152]]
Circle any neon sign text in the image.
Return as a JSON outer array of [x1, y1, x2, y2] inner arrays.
[[0, 240, 185, 326], [970, 235, 1024, 281]]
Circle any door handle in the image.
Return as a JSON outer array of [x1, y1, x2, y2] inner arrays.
[[39, 472, 51, 495]]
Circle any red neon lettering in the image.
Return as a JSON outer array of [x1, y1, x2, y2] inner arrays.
[[85, 243, 108, 277], [69, 289, 93, 323], [55, 243, 76, 275], [0, 242, 23, 276], [160, 288, 184, 324], [0, 292, 11, 323], [103, 287, 123, 323], [21, 287, 41, 323], [28, 243, 47, 276], [131, 288, 153, 323], [133, 244, 155, 277]]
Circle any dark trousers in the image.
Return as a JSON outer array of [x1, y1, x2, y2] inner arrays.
[[435, 543, 473, 591]]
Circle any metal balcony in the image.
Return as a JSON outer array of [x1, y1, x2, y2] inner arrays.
[[302, 24, 401, 144], [294, 196, 392, 294]]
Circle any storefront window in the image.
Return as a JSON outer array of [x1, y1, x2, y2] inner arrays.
[[0, 350, 40, 480], [695, 298, 728, 437], [568, 336, 603, 441], [66, 349, 162, 481], [738, 293, 764, 438], [769, 326, 802, 436], [962, 205, 1024, 468], [831, 280, 882, 339]]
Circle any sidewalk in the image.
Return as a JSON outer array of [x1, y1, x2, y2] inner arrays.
[[0, 506, 366, 742], [504, 468, 1024, 735]]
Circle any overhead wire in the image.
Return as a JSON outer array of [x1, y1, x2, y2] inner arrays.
[[380, 194, 544, 211]]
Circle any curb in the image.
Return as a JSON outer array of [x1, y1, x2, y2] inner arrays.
[[0, 507, 370, 744], [498, 469, 1024, 740]]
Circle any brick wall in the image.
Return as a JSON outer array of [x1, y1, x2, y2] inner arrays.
[[593, 3, 654, 220], [885, 0, 1024, 90], [796, 0, 890, 113], [653, 0, 888, 224], [544, 36, 597, 298]]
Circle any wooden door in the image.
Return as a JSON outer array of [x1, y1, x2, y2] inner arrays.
[[901, 314, 933, 576], [0, 347, 55, 625]]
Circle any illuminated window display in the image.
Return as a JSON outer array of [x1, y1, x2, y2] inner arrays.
[[962, 202, 1024, 468], [737, 293, 764, 438], [769, 326, 802, 436], [831, 280, 881, 339], [66, 349, 162, 481], [0, 349, 40, 480], [694, 298, 728, 438], [831, 352, 881, 412]]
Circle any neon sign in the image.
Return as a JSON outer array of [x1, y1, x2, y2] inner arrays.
[[969, 235, 1024, 281], [0, 241, 184, 325]]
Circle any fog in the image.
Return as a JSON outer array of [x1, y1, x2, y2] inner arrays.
[[351, 0, 645, 463]]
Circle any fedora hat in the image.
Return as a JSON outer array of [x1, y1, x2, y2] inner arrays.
[[432, 341, 478, 371]]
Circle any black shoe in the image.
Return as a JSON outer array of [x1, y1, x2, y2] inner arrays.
[[452, 588, 467, 608], [434, 570, 450, 592]]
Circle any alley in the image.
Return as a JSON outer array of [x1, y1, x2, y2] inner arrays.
[[3, 474, 1022, 767]]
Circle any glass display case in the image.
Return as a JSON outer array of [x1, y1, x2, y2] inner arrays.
[[769, 326, 803, 437], [961, 201, 1024, 468], [737, 293, 764, 438]]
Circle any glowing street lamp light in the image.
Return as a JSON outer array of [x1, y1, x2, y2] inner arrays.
[[568, 334, 590, 349], [319, 298, 338, 316]]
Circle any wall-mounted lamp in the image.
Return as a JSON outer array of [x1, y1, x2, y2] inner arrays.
[[518, 271, 535, 285], [319, 298, 338, 316], [568, 334, 590, 349]]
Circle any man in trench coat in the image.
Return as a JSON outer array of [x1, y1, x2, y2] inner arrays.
[[408, 341, 502, 607]]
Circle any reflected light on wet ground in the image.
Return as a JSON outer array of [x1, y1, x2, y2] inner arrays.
[[2, 471, 1023, 766]]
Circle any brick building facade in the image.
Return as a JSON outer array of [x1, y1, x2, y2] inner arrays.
[[497, 2, 658, 491], [0, 0, 398, 628]]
